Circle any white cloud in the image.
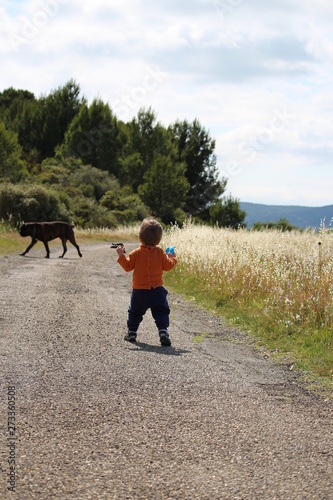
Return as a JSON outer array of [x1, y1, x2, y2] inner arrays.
[[1, 0, 333, 206]]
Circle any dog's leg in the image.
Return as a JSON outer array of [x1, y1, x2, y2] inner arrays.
[[60, 238, 67, 258], [43, 241, 50, 258], [20, 238, 38, 256], [68, 235, 82, 257]]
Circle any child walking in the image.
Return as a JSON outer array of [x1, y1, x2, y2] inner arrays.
[[116, 217, 177, 346]]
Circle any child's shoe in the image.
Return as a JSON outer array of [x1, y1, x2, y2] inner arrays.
[[159, 329, 171, 346], [124, 331, 137, 343]]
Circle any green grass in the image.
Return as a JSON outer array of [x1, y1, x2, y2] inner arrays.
[[0, 225, 23, 255], [193, 332, 210, 344], [0, 236, 23, 255], [164, 264, 333, 397]]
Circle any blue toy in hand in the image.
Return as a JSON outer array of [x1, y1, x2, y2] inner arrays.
[[165, 245, 175, 256]]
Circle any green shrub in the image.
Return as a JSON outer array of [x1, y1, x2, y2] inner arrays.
[[71, 197, 118, 228], [72, 164, 119, 201], [0, 183, 71, 225], [101, 186, 149, 224]]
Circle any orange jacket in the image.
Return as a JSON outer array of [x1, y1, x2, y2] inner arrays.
[[117, 245, 177, 289]]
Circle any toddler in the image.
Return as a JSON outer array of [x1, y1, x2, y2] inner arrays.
[[116, 217, 177, 346]]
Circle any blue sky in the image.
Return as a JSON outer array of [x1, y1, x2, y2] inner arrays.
[[1, 0, 332, 207]]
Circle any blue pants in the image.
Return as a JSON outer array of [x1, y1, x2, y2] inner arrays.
[[127, 287, 170, 333]]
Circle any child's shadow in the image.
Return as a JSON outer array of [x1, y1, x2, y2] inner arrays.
[[129, 342, 190, 356]]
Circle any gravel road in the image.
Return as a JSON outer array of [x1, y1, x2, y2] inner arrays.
[[0, 242, 332, 499]]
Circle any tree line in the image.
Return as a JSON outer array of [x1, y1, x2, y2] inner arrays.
[[0, 79, 246, 228]]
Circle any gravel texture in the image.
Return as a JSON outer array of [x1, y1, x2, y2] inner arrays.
[[0, 242, 332, 499]]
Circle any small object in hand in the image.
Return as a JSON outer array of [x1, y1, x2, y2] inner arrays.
[[111, 242, 126, 253], [165, 245, 175, 256]]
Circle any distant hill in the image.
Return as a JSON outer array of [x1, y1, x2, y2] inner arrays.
[[240, 202, 333, 229]]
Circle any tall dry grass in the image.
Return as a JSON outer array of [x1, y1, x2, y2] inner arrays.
[[164, 220, 333, 378], [76, 224, 141, 243]]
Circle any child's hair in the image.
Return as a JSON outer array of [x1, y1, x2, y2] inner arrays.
[[139, 217, 163, 246]]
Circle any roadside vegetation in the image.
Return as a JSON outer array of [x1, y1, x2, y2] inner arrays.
[[163, 220, 333, 393]]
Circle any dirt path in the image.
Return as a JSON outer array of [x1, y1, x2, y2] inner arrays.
[[0, 242, 332, 499]]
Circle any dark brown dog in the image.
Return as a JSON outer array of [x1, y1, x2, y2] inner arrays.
[[20, 222, 82, 259]]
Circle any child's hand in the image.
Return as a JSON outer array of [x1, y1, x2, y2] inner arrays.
[[116, 245, 125, 256], [166, 245, 176, 258]]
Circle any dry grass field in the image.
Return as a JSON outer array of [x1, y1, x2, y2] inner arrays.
[[163, 220, 333, 384]]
